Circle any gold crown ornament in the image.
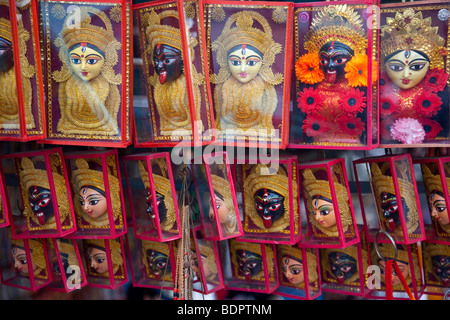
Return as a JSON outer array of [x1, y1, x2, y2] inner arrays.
[[138, 160, 177, 232], [70, 158, 122, 229], [304, 4, 367, 55], [302, 167, 354, 237], [18, 156, 71, 231], [370, 162, 420, 236], [243, 163, 298, 233], [380, 8, 446, 70], [278, 245, 318, 288]]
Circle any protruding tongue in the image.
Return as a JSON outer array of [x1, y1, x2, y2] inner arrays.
[[326, 71, 337, 83], [159, 71, 167, 84], [442, 278, 449, 287], [245, 272, 251, 282], [337, 275, 344, 285], [36, 212, 45, 226], [263, 215, 272, 229], [387, 218, 397, 232]]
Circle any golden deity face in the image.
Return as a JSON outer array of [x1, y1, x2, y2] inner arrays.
[[384, 50, 429, 90], [12, 246, 33, 276], [69, 44, 105, 81], [429, 191, 450, 226], [78, 186, 108, 219], [312, 196, 337, 229], [227, 44, 263, 84], [88, 246, 108, 274]]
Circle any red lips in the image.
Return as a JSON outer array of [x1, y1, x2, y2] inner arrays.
[[402, 79, 411, 85]]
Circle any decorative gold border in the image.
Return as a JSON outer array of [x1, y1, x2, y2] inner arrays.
[[137, 1, 212, 142]]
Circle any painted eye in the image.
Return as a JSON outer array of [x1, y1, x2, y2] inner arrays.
[[96, 258, 105, 264], [410, 63, 425, 71], [333, 57, 348, 65], [436, 206, 447, 213], [341, 266, 352, 272], [388, 205, 398, 213], [248, 263, 257, 268], [291, 269, 301, 275], [256, 204, 263, 210], [87, 58, 99, 65], [20, 259, 27, 265], [38, 198, 50, 207], [230, 60, 240, 66], [79, 200, 85, 206], [320, 209, 330, 216], [319, 59, 329, 66], [269, 203, 281, 211], [247, 60, 259, 67], [71, 58, 81, 64], [388, 64, 403, 72], [157, 262, 166, 269], [89, 199, 100, 206]]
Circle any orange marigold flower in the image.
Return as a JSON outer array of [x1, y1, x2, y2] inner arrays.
[[345, 54, 369, 87], [295, 53, 324, 85]]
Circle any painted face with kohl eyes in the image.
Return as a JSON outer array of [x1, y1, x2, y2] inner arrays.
[[254, 188, 285, 229], [312, 196, 336, 229], [147, 249, 171, 280], [328, 251, 357, 284], [281, 255, 304, 285], [429, 191, 449, 226], [79, 187, 107, 219], [153, 44, 183, 85], [385, 50, 429, 90], [431, 255, 450, 287], [209, 192, 230, 224], [378, 259, 410, 287], [28, 186, 54, 226], [88, 247, 108, 274], [319, 41, 353, 84], [380, 192, 408, 232], [227, 45, 263, 84], [146, 188, 167, 227], [69, 45, 104, 81], [236, 249, 263, 282], [12, 246, 34, 276]]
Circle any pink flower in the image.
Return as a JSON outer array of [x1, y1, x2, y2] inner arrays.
[[389, 117, 425, 144]]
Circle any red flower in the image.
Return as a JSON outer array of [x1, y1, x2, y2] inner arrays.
[[297, 87, 323, 114], [418, 117, 443, 140], [302, 114, 330, 137], [338, 88, 367, 114], [423, 68, 449, 92], [414, 91, 442, 117], [338, 115, 365, 136], [379, 95, 400, 117]]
